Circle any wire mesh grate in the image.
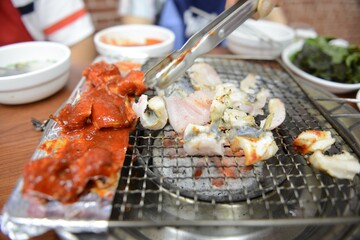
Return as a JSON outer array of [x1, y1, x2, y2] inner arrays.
[[109, 58, 360, 226]]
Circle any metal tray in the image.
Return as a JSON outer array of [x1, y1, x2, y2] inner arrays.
[[1, 56, 359, 239]]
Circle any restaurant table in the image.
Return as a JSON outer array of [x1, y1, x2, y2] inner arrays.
[[0, 52, 358, 240]]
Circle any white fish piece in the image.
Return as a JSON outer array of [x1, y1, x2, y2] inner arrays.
[[209, 84, 230, 122], [164, 90, 214, 133], [248, 88, 269, 116], [159, 76, 195, 98], [214, 83, 238, 97], [228, 90, 255, 114], [210, 83, 249, 122], [220, 108, 256, 130], [308, 151, 360, 180], [240, 73, 256, 94], [183, 124, 224, 156], [210, 83, 269, 123], [226, 126, 263, 140], [187, 62, 222, 90], [260, 98, 286, 130], [210, 97, 228, 123], [132, 95, 168, 130], [230, 131, 278, 166], [293, 130, 336, 155], [132, 94, 147, 118]]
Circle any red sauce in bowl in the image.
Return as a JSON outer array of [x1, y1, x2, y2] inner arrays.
[[101, 36, 162, 47]]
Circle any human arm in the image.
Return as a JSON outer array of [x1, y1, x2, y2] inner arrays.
[[225, 0, 286, 24]]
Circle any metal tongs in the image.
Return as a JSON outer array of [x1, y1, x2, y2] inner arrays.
[[144, 0, 259, 89]]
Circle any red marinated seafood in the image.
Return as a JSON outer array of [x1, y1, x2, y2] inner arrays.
[[83, 61, 121, 88], [23, 61, 147, 203]]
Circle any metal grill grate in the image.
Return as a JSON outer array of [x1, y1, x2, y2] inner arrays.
[[110, 57, 360, 227]]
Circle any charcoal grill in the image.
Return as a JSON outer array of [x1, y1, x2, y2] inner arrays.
[[1, 57, 359, 240]]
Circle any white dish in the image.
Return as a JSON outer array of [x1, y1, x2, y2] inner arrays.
[[0, 41, 70, 105], [94, 24, 175, 58], [227, 19, 295, 59], [357, 89, 360, 110], [281, 41, 360, 94]]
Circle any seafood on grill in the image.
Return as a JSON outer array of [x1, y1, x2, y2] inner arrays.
[[240, 73, 256, 93], [136, 62, 286, 166], [309, 151, 360, 180], [260, 98, 286, 131], [293, 130, 335, 155], [183, 124, 224, 156], [210, 83, 269, 122], [219, 108, 256, 130], [229, 131, 279, 166], [187, 62, 222, 90], [163, 90, 214, 133], [176, 70, 285, 165], [132, 95, 168, 130], [293, 129, 360, 180]]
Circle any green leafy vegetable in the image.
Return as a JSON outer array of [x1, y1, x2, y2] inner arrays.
[[291, 36, 360, 84]]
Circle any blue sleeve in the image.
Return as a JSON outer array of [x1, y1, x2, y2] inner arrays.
[[158, 0, 226, 50]]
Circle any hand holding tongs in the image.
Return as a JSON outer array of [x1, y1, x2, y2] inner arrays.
[[144, 0, 259, 89]]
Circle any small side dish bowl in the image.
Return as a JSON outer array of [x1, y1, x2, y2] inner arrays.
[[227, 19, 295, 59], [282, 41, 360, 94], [94, 24, 175, 58], [0, 41, 71, 105]]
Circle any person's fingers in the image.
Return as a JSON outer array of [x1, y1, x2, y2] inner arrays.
[[257, 0, 275, 18], [226, 0, 283, 14]]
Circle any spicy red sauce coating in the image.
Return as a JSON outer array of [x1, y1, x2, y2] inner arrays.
[[22, 61, 147, 203]]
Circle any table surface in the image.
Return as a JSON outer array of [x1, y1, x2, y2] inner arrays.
[[0, 53, 358, 240]]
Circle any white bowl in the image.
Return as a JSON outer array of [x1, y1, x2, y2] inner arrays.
[[227, 19, 295, 59], [281, 41, 360, 94], [0, 41, 70, 105], [94, 25, 175, 58]]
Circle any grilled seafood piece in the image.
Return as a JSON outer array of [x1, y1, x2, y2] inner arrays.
[[210, 83, 269, 122], [53, 62, 146, 131], [230, 131, 278, 166], [132, 95, 168, 130], [260, 98, 286, 130], [293, 130, 335, 155], [183, 124, 224, 156], [164, 90, 214, 133], [240, 73, 256, 94], [52, 89, 137, 131], [187, 62, 222, 91], [83, 61, 121, 88], [106, 70, 147, 97], [219, 108, 256, 130], [309, 151, 360, 180]]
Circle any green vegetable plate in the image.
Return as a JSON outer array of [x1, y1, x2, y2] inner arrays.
[[281, 38, 360, 94]]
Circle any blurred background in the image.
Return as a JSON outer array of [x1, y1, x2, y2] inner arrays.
[[84, 0, 360, 45]]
